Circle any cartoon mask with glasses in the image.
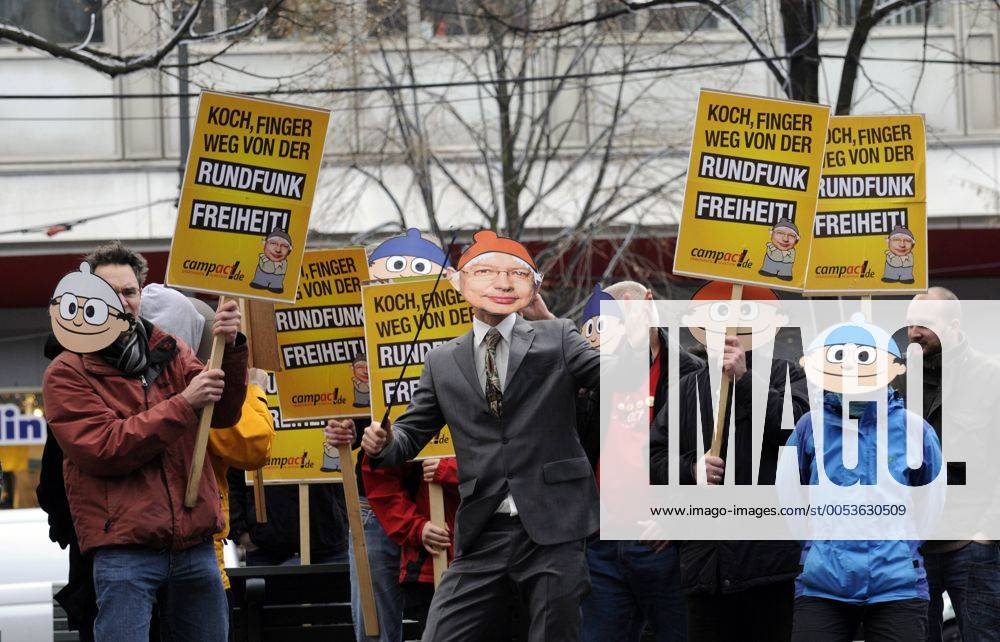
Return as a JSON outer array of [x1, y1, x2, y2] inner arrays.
[[448, 230, 541, 318], [49, 262, 136, 354]]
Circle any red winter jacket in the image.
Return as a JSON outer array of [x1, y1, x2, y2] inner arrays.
[[43, 325, 248, 554], [363, 456, 459, 585]]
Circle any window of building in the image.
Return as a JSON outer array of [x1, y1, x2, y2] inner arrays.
[[647, 6, 720, 32], [826, 0, 947, 27], [0, 392, 45, 511], [0, 0, 104, 44], [174, 0, 218, 34], [368, 0, 409, 37], [418, 0, 527, 38], [656, 0, 756, 32], [226, 0, 298, 39], [174, 0, 341, 40], [595, 0, 637, 33]]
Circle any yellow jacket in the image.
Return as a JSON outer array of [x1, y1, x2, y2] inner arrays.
[[208, 383, 275, 588]]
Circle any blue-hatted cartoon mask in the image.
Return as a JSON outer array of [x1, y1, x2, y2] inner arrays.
[[801, 313, 906, 394], [580, 284, 623, 350], [368, 228, 450, 280]]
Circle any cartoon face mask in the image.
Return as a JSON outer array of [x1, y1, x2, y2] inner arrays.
[[799, 314, 906, 395], [368, 228, 450, 280], [49, 262, 134, 353], [580, 284, 625, 351], [682, 281, 787, 352], [450, 230, 540, 317]]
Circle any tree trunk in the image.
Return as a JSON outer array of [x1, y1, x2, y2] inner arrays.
[[836, 0, 878, 114], [780, 0, 821, 103], [491, 31, 523, 237]]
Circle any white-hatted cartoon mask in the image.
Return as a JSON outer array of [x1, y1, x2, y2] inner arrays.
[[49, 262, 134, 353]]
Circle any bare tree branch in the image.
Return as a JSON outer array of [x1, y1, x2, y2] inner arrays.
[[0, 0, 283, 78]]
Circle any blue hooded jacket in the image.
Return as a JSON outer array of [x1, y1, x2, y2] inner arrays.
[[788, 388, 942, 604]]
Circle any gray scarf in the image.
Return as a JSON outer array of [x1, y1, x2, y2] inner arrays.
[[99, 317, 149, 376]]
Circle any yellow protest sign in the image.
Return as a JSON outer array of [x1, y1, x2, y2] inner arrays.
[[273, 248, 370, 421], [673, 90, 830, 291], [250, 372, 343, 484], [804, 114, 927, 294], [362, 278, 473, 460], [166, 91, 330, 303]]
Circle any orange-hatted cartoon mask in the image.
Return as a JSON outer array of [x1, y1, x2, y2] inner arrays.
[[682, 281, 787, 352]]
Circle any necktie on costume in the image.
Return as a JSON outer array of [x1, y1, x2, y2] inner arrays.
[[484, 328, 503, 418]]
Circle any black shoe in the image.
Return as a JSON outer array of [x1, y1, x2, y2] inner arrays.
[[268, 286, 284, 293], [759, 269, 776, 277], [778, 274, 793, 281], [881, 277, 895, 283], [249, 281, 268, 289], [320, 466, 340, 473], [900, 278, 915, 284]]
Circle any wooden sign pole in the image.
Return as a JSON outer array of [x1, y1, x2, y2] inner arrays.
[[428, 482, 448, 586], [246, 300, 283, 372], [860, 294, 873, 320], [184, 295, 229, 508], [252, 469, 267, 523], [709, 284, 743, 459], [339, 444, 380, 636], [299, 484, 311, 565], [239, 296, 269, 522]]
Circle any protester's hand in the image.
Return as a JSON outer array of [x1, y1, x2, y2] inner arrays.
[[423, 458, 441, 483], [238, 532, 259, 553], [361, 417, 393, 456], [694, 454, 725, 485], [325, 419, 356, 448], [722, 335, 746, 381], [248, 367, 268, 389], [213, 299, 241, 345], [182, 369, 225, 409], [421, 522, 451, 555], [521, 292, 555, 321]]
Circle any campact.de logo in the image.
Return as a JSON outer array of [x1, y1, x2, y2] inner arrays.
[[689, 247, 753, 269], [266, 451, 315, 469], [813, 260, 875, 279], [180, 258, 246, 282], [290, 389, 347, 407]]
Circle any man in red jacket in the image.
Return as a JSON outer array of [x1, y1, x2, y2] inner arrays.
[[363, 456, 460, 635], [43, 241, 248, 642]]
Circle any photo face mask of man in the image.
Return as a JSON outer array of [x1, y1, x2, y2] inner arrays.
[[450, 230, 540, 317], [49, 262, 134, 354]]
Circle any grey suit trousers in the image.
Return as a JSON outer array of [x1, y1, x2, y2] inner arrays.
[[421, 515, 590, 642]]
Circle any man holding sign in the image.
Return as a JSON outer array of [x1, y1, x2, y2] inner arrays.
[[328, 230, 600, 641], [43, 242, 248, 642]]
